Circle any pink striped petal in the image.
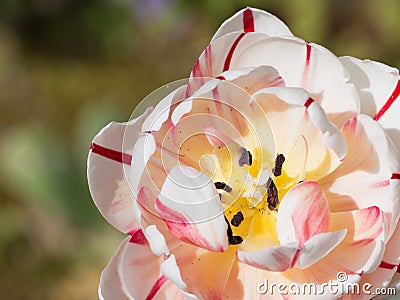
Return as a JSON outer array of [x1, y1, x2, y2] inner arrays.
[[88, 108, 152, 233], [99, 237, 133, 300], [237, 243, 300, 271], [330, 206, 385, 247], [99, 236, 188, 300], [156, 165, 229, 252], [328, 206, 386, 274], [122, 236, 163, 299], [211, 7, 293, 41], [123, 238, 189, 300], [186, 38, 285, 97], [365, 222, 400, 296], [319, 115, 400, 237], [276, 181, 330, 247], [186, 33, 244, 97]]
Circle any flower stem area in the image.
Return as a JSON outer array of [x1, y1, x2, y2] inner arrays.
[[1, 1, 400, 299]]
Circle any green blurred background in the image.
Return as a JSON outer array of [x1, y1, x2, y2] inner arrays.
[[1, 0, 400, 299]]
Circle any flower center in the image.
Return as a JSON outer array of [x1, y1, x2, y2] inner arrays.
[[216, 150, 300, 247]]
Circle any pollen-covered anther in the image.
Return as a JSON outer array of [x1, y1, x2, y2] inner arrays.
[[239, 148, 253, 166], [231, 211, 244, 227], [225, 216, 243, 245], [215, 181, 233, 193], [272, 153, 285, 177], [266, 178, 279, 210]]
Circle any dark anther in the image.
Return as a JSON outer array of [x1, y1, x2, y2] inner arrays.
[[225, 216, 243, 245], [272, 154, 285, 177], [143, 130, 152, 134], [267, 179, 279, 210], [239, 148, 253, 166], [229, 235, 243, 245], [298, 180, 304, 184], [231, 211, 244, 227], [214, 182, 232, 193]]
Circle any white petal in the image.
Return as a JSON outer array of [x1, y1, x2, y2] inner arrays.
[[144, 225, 170, 256], [381, 222, 400, 265], [223, 262, 290, 299], [129, 132, 156, 196], [388, 272, 400, 294], [211, 7, 293, 41], [307, 100, 347, 160], [121, 234, 190, 300], [161, 254, 187, 290], [171, 244, 237, 299], [296, 229, 347, 269], [191, 33, 359, 127], [99, 235, 188, 300], [354, 268, 397, 300], [254, 86, 347, 161], [88, 108, 152, 233], [142, 85, 187, 132], [99, 237, 133, 300], [237, 242, 300, 271], [340, 56, 400, 129]]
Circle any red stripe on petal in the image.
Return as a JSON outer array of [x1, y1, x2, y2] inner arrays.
[[374, 75, 400, 121], [243, 8, 255, 32], [391, 173, 400, 180], [223, 33, 246, 72], [301, 42, 312, 88], [128, 228, 148, 245], [290, 249, 301, 269], [304, 97, 314, 109], [145, 275, 168, 300], [379, 261, 398, 270], [204, 45, 212, 73], [373, 180, 390, 188], [155, 198, 225, 252], [215, 75, 226, 80], [350, 206, 384, 246], [90, 143, 132, 165], [192, 59, 202, 78], [291, 182, 330, 247]]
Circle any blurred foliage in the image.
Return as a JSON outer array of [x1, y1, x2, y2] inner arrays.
[[0, 0, 400, 299]]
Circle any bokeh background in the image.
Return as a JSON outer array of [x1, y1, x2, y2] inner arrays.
[[1, 0, 400, 299]]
